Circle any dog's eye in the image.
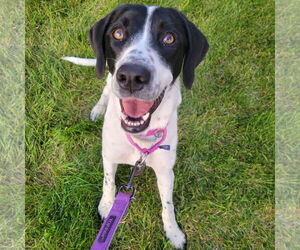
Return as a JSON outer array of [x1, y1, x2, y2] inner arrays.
[[112, 28, 124, 40], [162, 33, 175, 45]]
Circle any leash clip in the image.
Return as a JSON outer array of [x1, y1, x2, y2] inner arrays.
[[120, 153, 148, 199], [118, 185, 136, 199], [134, 153, 148, 176]]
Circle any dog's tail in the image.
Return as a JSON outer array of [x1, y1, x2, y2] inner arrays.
[[61, 57, 96, 66]]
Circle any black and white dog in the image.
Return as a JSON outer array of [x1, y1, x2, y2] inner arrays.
[[63, 4, 208, 248]]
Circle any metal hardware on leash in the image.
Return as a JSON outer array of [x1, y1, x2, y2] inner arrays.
[[134, 153, 148, 177], [118, 153, 148, 199]]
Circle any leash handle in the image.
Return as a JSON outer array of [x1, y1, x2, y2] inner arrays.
[[90, 192, 131, 250]]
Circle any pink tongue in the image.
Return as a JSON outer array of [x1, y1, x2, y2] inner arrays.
[[122, 98, 154, 118]]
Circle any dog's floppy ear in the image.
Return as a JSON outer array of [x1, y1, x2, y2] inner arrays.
[[89, 13, 113, 79], [180, 14, 209, 89]]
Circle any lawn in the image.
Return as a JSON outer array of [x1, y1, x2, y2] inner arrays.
[[25, 0, 274, 249]]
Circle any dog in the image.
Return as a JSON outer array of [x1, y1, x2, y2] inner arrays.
[[63, 4, 208, 248]]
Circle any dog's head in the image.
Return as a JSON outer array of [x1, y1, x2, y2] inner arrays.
[[90, 4, 209, 133]]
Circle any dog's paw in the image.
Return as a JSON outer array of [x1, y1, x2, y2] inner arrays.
[[165, 226, 186, 249], [90, 104, 106, 122], [98, 198, 113, 219]]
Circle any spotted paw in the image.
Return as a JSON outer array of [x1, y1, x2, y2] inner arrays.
[[90, 104, 106, 122], [165, 226, 186, 249]]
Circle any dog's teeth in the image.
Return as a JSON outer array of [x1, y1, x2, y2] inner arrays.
[[142, 113, 149, 121], [121, 113, 127, 120], [123, 117, 144, 127]]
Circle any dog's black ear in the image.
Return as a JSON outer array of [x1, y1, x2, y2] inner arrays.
[[181, 14, 209, 89], [89, 13, 113, 79]]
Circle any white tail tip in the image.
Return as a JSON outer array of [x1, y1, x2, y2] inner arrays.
[[61, 57, 96, 66]]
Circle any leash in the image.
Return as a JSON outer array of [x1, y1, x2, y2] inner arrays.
[[91, 128, 169, 250]]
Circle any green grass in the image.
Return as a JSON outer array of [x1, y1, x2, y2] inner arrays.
[[25, 0, 274, 249], [1, 0, 24, 249], [275, 1, 300, 248]]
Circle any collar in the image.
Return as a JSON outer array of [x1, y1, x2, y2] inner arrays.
[[126, 128, 169, 154]]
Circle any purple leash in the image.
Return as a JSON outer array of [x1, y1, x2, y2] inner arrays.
[[90, 192, 132, 250], [91, 128, 169, 250], [90, 159, 140, 250]]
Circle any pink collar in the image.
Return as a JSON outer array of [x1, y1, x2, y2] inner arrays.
[[126, 128, 168, 154]]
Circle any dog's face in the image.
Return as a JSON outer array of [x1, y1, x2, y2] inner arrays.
[[90, 4, 208, 133]]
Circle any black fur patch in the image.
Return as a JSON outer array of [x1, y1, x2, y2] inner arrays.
[[90, 4, 209, 88]]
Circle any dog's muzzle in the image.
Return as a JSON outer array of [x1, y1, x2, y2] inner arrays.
[[115, 63, 166, 133]]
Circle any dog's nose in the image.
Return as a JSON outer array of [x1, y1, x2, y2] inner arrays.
[[116, 64, 151, 93]]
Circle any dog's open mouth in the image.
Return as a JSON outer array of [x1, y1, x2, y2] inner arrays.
[[120, 89, 165, 133]]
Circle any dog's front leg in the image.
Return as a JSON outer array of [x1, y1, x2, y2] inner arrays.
[[98, 158, 117, 219], [90, 83, 110, 122], [153, 167, 186, 249]]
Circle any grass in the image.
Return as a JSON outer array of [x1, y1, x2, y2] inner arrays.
[[275, 0, 300, 248], [25, 0, 274, 249], [0, 0, 24, 249]]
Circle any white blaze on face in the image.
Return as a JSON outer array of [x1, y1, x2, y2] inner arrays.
[[139, 6, 156, 48], [113, 6, 173, 100]]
